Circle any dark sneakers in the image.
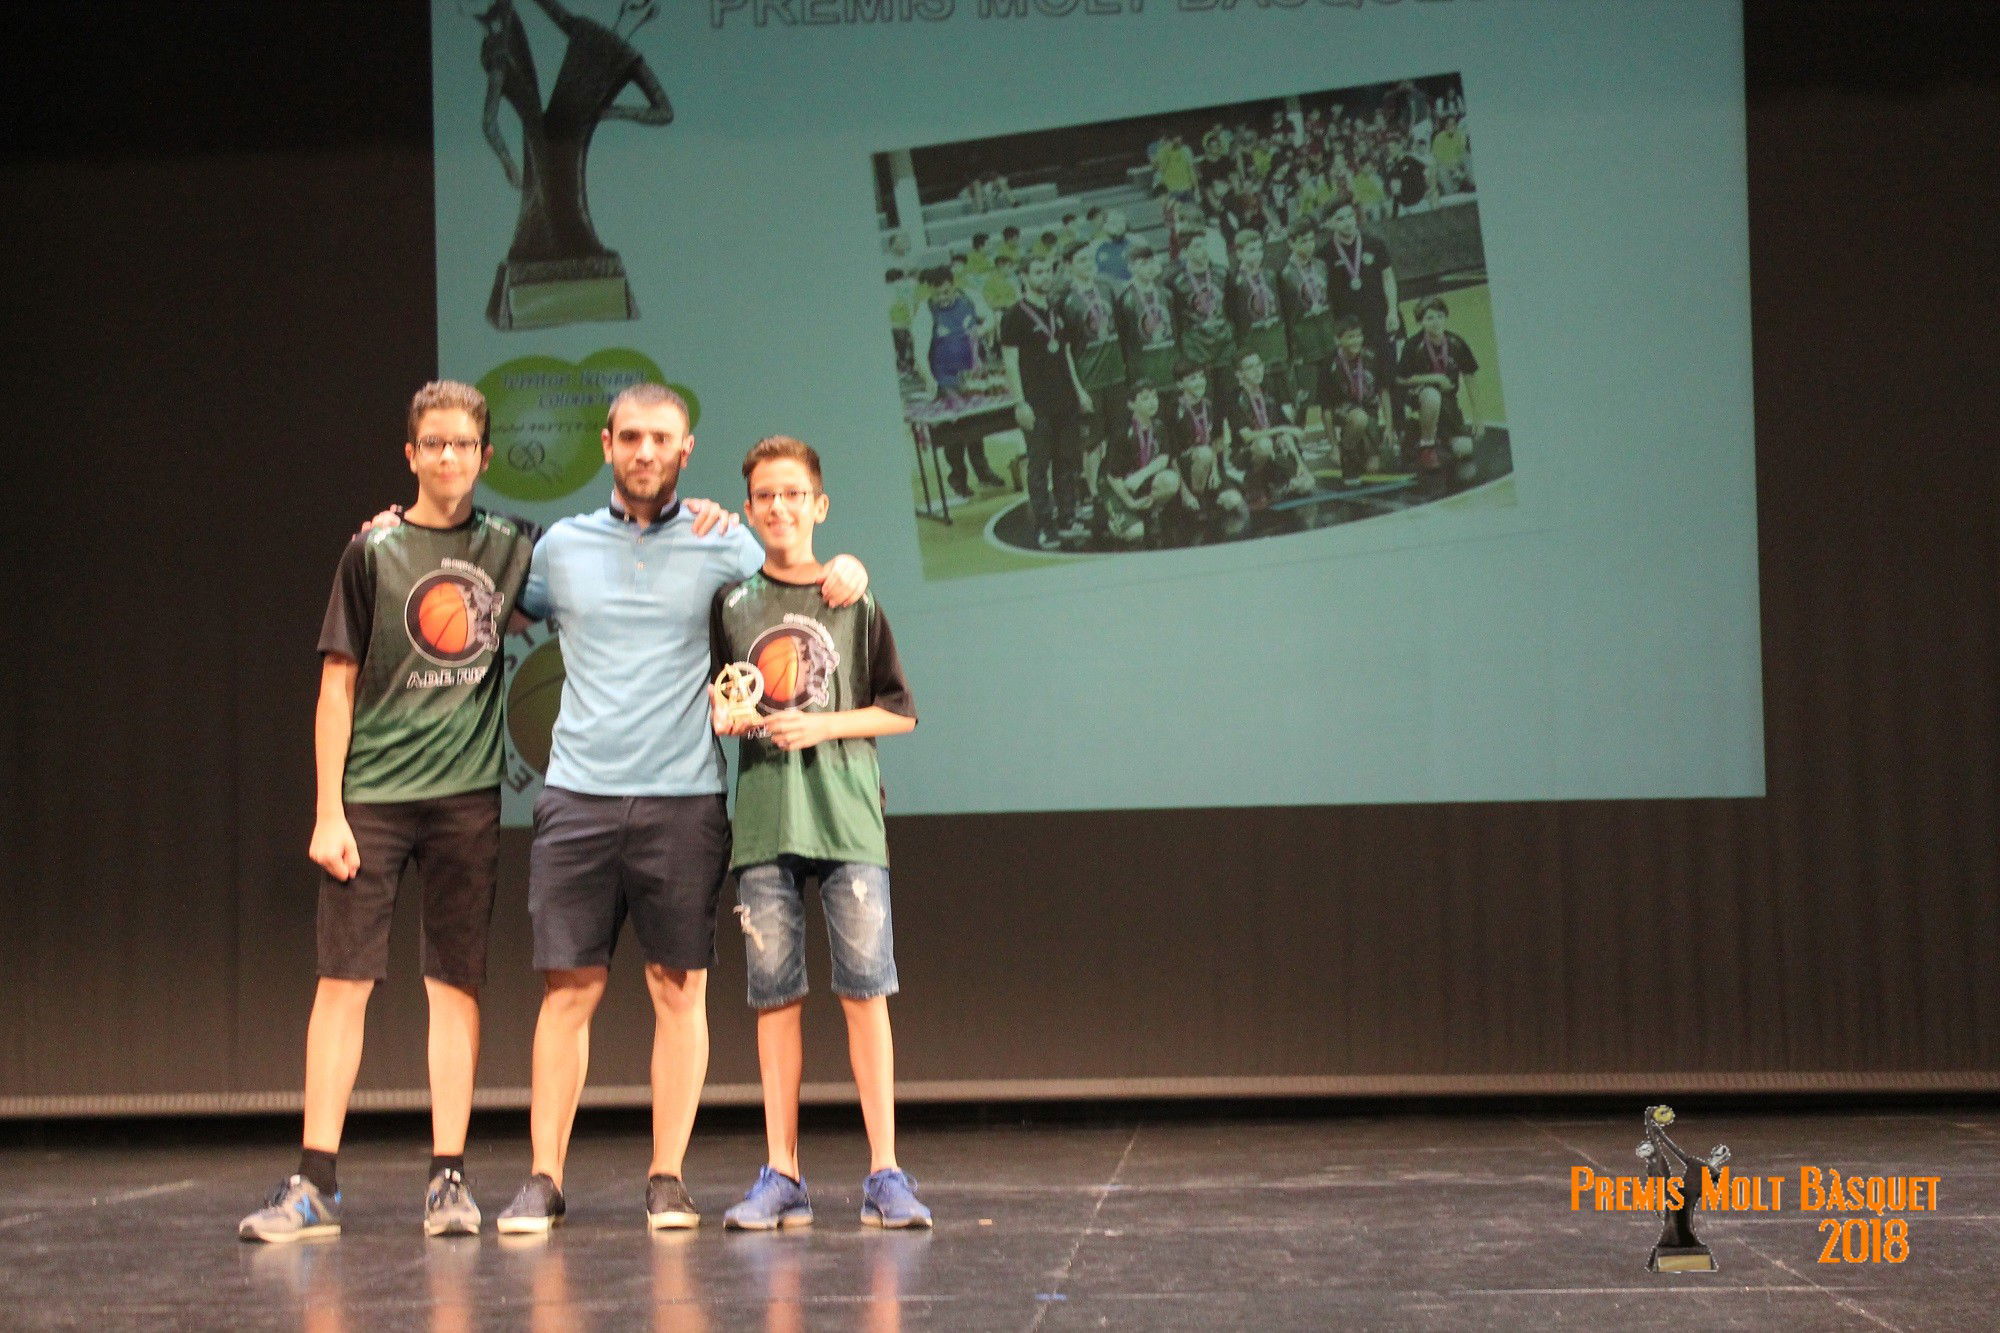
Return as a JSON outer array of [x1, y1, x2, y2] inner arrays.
[[861, 1168, 933, 1229], [646, 1174, 701, 1230], [238, 1176, 342, 1243], [723, 1166, 814, 1230], [496, 1173, 566, 1235], [423, 1168, 482, 1237]]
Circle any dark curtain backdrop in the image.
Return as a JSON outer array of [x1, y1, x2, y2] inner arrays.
[[3, 1, 1997, 1114]]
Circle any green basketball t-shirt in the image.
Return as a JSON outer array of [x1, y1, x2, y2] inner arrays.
[[710, 573, 915, 869], [318, 509, 536, 803]]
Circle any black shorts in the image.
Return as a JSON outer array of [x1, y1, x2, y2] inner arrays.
[[528, 787, 732, 972], [316, 790, 499, 989]]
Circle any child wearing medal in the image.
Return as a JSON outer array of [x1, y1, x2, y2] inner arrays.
[[1395, 296, 1484, 491]]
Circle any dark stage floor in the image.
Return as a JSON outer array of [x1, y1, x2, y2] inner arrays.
[[4, 1105, 1996, 1330]]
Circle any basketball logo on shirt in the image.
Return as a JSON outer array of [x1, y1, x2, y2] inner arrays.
[[405, 561, 503, 667], [746, 616, 838, 713]]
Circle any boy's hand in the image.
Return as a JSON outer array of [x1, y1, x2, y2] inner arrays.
[[685, 497, 740, 537], [819, 554, 869, 608], [310, 815, 361, 881], [709, 683, 755, 737], [761, 709, 832, 752], [360, 504, 403, 533]]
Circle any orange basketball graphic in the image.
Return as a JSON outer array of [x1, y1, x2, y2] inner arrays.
[[756, 635, 802, 706], [418, 582, 471, 655]]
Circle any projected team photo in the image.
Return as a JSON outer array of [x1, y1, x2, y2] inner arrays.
[[875, 73, 1511, 579]]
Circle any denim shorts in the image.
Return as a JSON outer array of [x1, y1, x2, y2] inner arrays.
[[733, 857, 898, 1009]]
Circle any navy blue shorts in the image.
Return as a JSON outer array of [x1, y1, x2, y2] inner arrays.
[[527, 787, 731, 972]]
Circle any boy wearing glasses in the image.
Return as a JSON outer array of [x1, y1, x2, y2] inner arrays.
[[240, 381, 535, 1242], [707, 436, 928, 1230]]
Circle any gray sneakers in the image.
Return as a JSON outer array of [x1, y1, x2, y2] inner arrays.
[[238, 1175, 342, 1243], [646, 1174, 702, 1230], [423, 1168, 482, 1237], [496, 1173, 566, 1234]]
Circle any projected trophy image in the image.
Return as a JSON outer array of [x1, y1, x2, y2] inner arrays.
[[457, 0, 673, 331], [874, 73, 1511, 579]]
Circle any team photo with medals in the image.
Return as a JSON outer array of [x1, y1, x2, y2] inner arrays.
[[876, 72, 1514, 578]]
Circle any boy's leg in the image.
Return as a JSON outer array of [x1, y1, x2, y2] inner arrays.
[[529, 967, 608, 1186], [839, 995, 897, 1173], [756, 1000, 807, 1178], [735, 860, 811, 1173], [303, 800, 420, 1155], [819, 863, 901, 1173], [424, 979, 480, 1157], [413, 790, 502, 1159], [301, 977, 375, 1154]]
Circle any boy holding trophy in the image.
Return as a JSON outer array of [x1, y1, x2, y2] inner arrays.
[[707, 436, 928, 1229]]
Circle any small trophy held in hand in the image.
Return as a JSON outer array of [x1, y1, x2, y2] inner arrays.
[[713, 661, 765, 732]]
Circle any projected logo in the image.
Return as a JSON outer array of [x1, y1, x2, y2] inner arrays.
[[476, 349, 698, 501], [746, 618, 838, 714], [506, 633, 566, 778], [404, 564, 503, 668]]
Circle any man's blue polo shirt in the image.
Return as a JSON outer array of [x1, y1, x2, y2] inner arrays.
[[520, 501, 764, 796]]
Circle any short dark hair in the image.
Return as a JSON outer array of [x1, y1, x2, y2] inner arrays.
[[1334, 314, 1365, 336], [919, 264, 951, 288], [741, 434, 823, 491], [605, 381, 690, 435], [971, 231, 990, 248], [1173, 358, 1204, 382], [1417, 296, 1451, 319], [1085, 206, 1104, 222], [885, 267, 906, 283], [407, 380, 488, 443]]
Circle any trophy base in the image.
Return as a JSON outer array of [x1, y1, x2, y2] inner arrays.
[[488, 255, 637, 330], [1648, 1245, 1718, 1273]]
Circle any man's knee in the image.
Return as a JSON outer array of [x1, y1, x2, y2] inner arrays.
[[314, 977, 375, 1012], [540, 968, 607, 1023], [645, 964, 707, 1017]]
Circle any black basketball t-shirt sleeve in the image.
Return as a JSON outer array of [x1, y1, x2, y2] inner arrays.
[[864, 601, 916, 721], [1452, 333, 1481, 376], [318, 535, 374, 662], [997, 303, 1030, 353]]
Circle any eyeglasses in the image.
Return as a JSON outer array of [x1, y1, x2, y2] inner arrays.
[[748, 487, 819, 509], [414, 436, 484, 456]]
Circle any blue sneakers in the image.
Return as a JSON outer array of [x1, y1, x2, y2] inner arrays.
[[238, 1175, 342, 1243], [861, 1168, 933, 1229], [723, 1166, 814, 1230]]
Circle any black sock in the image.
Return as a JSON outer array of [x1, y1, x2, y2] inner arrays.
[[430, 1153, 465, 1180], [298, 1148, 338, 1197]]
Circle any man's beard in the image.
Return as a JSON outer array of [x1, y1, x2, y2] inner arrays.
[[614, 455, 681, 508]]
